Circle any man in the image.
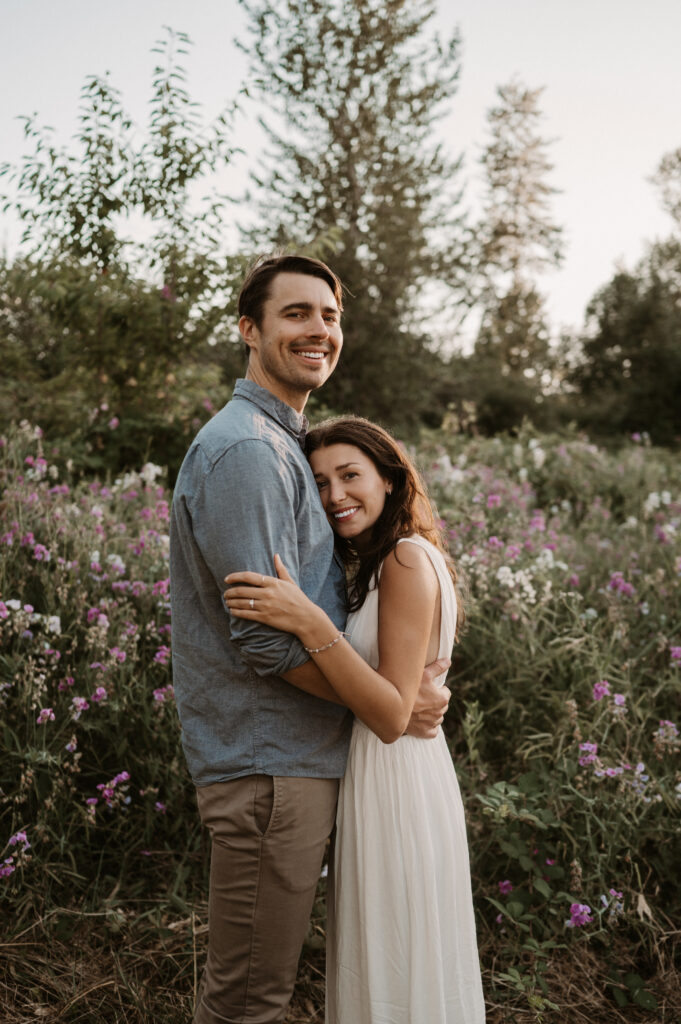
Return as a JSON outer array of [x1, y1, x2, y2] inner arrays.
[[170, 254, 450, 1024]]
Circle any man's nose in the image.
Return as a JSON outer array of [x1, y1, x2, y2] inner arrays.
[[305, 312, 330, 338]]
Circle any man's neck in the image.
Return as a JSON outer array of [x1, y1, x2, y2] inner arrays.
[[244, 367, 309, 415]]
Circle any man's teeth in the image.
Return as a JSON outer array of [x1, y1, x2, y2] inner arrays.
[[334, 507, 358, 520], [296, 351, 325, 360]]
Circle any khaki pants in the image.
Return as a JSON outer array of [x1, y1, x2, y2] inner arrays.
[[193, 774, 339, 1024]]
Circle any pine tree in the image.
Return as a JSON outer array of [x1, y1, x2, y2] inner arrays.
[[474, 80, 563, 377], [237, 0, 469, 427]]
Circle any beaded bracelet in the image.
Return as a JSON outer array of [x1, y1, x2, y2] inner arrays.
[[304, 632, 344, 654]]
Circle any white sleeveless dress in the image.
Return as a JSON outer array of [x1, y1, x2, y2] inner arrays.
[[325, 535, 486, 1024]]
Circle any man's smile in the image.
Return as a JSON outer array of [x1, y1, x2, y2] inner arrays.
[[292, 349, 328, 364]]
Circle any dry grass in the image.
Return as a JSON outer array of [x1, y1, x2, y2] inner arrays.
[[1, 904, 679, 1023]]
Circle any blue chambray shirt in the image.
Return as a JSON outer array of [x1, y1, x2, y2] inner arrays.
[[170, 379, 352, 786]]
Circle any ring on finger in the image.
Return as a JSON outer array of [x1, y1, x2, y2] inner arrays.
[[249, 598, 255, 609]]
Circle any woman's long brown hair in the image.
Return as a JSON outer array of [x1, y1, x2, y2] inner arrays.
[[305, 416, 465, 636]]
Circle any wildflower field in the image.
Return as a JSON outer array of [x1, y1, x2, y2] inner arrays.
[[1, 420, 679, 1023]]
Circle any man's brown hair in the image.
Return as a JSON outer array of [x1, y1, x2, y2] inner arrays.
[[238, 254, 344, 329]]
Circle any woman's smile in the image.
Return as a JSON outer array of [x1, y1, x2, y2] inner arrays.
[[309, 443, 391, 550], [332, 505, 360, 522]]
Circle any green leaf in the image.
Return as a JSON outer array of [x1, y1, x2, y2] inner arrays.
[[633, 989, 657, 1011], [533, 878, 552, 898]]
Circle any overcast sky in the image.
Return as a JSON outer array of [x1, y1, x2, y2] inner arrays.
[[2, 0, 680, 338]]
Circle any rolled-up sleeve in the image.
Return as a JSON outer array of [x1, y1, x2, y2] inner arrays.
[[191, 438, 310, 677]]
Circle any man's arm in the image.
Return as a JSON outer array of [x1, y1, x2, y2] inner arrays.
[[192, 439, 312, 678], [403, 667, 451, 738]]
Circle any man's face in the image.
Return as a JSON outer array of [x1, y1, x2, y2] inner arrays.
[[239, 272, 343, 412]]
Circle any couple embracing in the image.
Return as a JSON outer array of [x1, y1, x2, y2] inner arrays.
[[169, 255, 485, 1024]]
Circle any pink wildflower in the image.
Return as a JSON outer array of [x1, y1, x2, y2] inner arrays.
[[36, 707, 55, 725], [498, 880, 513, 895], [578, 742, 598, 767], [608, 572, 635, 597], [592, 680, 610, 701], [566, 902, 593, 928], [154, 645, 171, 666]]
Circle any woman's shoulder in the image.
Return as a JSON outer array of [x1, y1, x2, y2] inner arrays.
[[380, 536, 439, 587]]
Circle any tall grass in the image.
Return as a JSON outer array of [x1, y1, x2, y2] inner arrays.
[[1, 421, 679, 1021]]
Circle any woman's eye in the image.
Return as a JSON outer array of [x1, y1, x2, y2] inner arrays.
[[316, 480, 327, 490]]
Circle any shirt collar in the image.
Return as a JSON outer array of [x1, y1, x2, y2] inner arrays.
[[233, 379, 308, 447]]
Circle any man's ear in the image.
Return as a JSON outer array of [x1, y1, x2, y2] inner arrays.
[[238, 315, 257, 353]]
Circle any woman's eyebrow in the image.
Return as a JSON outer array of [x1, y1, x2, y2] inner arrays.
[[314, 463, 360, 478]]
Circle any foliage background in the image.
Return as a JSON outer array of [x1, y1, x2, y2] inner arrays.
[[1, 7, 680, 1022]]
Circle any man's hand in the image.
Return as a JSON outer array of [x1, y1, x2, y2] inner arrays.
[[404, 658, 451, 739]]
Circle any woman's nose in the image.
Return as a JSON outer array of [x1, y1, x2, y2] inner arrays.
[[328, 479, 346, 504]]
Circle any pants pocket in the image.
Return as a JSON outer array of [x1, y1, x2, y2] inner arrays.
[[253, 773, 275, 837]]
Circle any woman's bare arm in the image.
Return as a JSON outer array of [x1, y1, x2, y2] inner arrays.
[[225, 548, 440, 743]]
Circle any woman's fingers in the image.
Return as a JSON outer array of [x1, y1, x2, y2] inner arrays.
[[273, 554, 293, 581], [224, 570, 267, 585], [223, 584, 263, 599]]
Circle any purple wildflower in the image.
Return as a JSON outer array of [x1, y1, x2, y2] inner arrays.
[[566, 902, 593, 928], [592, 680, 610, 701], [578, 742, 598, 767]]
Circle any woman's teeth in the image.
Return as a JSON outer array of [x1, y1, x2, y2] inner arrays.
[[334, 507, 358, 520]]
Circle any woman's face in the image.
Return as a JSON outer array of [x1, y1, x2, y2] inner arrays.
[[309, 443, 391, 551]]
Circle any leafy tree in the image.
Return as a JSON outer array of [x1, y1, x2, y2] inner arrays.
[[237, 0, 470, 428], [474, 80, 563, 378], [570, 239, 681, 445], [0, 30, 244, 473], [652, 146, 681, 230]]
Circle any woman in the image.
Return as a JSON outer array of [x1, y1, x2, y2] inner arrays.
[[225, 417, 485, 1023]]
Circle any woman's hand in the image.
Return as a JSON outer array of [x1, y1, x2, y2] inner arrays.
[[224, 554, 323, 641]]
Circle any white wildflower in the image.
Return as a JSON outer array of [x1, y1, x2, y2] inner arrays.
[[140, 462, 164, 485], [496, 566, 515, 587], [643, 492, 660, 516], [532, 447, 546, 469], [107, 553, 126, 574]]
